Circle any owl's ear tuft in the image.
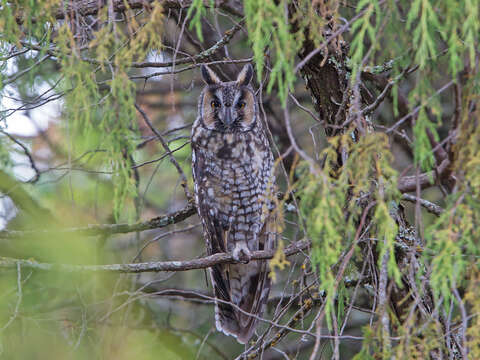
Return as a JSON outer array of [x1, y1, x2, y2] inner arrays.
[[201, 65, 221, 85], [236, 64, 253, 86]]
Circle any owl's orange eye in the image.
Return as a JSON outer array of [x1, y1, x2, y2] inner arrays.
[[211, 100, 220, 109], [237, 101, 245, 109]]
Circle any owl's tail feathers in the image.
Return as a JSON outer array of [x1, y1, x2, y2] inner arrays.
[[213, 262, 272, 344], [214, 298, 245, 342]]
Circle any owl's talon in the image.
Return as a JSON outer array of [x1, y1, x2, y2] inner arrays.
[[232, 245, 251, 264]]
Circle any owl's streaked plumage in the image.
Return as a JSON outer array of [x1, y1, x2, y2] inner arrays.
[[191, 64, 276, 343]]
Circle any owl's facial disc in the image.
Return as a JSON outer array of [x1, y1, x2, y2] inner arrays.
[[218, 88, 255, 132], [199, 64, 256, 133], [201, 86, 256, 133]]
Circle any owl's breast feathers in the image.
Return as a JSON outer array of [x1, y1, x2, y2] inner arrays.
[[192, 123, 274, 246], [191, 119, 276, 343]]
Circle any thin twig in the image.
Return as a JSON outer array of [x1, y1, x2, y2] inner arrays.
[[135, 103, 193, 201], [0, 131, 41, 183], [0, 203, 196, 238], [132, 20, 245, 68], [1, 263, 22, 331], [386, 81, 454, 133], [129, 57, 252, 80], [283, 100, 319, 174], [3, 54, 51, 85], [360, 66, 410, 116]]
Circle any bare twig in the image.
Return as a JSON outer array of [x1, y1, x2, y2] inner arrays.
[[0, 131, 41, 183], [283, 100, 319, 174], [360, 66, 410, 116], [135, 103, 193, 201], [452, 283, 468, 359], [3, 54, 51, 85], [386, 81, 454, 134], [378, 240, 392, 355], [239, 298, 316, 360], [129, 57, 252, 80], [0, 263, 22, 331], [0, 204, 196, 239], [131, 20, 244, 68]]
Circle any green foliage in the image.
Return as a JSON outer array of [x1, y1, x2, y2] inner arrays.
[[462, 0, 480, 67], [352, 326, 377, 360], [186, 0, 208, 41], [349, 0, 381, 81], [374, 201, 400, 283], [426, 96, 480, 304], [244, 0, 299, 105], [466, 271, 480, 358], [0, 0, 59, 43], [0, 1, 166, 221], [298, 132, 401, 328], [1, 0, 479, 358], [406, 0, 440, 70], [412, 108, 437, 171], [0, 229, 193, 359], [298, 165, 346, 329], [349, 0, 478, 174], [427, 197, 468, 301]]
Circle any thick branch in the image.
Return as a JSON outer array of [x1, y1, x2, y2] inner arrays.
[[397, 159, 450, 193], [0, 170, 53, 220], [50, 0, 243, 20], [401, 194, 444, 216], [0, 240, 310, 273], [131, 21, 244, 68], [13, 0, 184, 25], [55, 0, 186, 19]]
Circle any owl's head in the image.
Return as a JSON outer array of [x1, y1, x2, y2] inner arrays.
[[198, 64, 257, 133]]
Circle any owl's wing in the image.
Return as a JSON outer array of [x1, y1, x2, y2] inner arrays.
[[192, 143, 237, 332]]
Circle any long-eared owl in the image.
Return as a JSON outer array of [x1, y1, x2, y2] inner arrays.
[[191, 64, 276, 343]]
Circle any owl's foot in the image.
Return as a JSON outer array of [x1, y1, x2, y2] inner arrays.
[[232, 243, 251, 264]]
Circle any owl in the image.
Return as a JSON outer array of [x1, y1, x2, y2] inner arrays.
[[191, 64, 276, 343]]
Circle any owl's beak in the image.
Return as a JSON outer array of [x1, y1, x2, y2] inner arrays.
[[223, 106, 234, 126]]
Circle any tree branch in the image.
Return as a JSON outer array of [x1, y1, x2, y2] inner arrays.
[[0, 204, 196, 239], [0, 170, 54, 220], [55, 0, 186, 19], [0, 193, 296, 239], [0, 131, 41, 183], [401, 194, 444, 216], [0, 240, 310, 273], [397, 159, 450, 193], [22, 21, 244, 70], [131, 20, 244, 68], [135, 103, 193, 201]]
